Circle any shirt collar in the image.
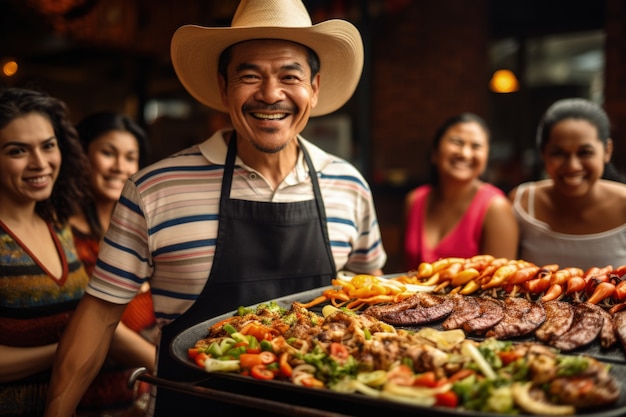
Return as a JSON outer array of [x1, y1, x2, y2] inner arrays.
[[198, 128, 333, 179]]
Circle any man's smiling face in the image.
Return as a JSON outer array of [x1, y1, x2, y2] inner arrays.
[[219, 39, 319, 153]]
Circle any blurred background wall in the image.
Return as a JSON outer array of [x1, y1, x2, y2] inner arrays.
[[1, 0, 625, 272]]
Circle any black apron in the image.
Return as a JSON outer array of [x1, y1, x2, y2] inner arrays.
[[153, 134, 336, 416]]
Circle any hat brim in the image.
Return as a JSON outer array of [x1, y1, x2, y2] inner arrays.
[[170, 20, 364, 117]]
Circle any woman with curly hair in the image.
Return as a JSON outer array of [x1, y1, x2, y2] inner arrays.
[[0, 88, 154, 416]]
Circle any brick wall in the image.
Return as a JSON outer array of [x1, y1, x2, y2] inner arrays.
[[369, 0, 490, 184], [604, 0, 626, 174], [368, 1, 490, 272]]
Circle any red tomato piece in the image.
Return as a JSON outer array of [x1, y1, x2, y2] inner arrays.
[[412, 371, 437, 388], [329, 342, 349, 363], [259, 351, 277, 364], [498, 351, 521, 366], [195, 352, 209, 368], [187, 347, 201, 360], [435, 391, 459, 408], [250, 364, 275, 380]]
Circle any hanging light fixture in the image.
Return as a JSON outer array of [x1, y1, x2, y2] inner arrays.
[[489, 69, 520, 93]]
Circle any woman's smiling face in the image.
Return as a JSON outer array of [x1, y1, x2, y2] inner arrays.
[[542, 118, 611, 197], [433, 121, 489, 183], [0, 112, 61, 207], [86, 130, 140, 203]]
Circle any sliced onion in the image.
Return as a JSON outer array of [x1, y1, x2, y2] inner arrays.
[[511, 382, 575, 415], [461, 340, 497, 380]]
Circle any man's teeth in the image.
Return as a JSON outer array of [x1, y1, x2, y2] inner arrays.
[[252, 113, 286, 120]]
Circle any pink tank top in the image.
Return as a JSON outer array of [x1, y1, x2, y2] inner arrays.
[[404, 183, 504, 269]]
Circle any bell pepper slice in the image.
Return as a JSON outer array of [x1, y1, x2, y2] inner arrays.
[[279, 352, 293, 377]]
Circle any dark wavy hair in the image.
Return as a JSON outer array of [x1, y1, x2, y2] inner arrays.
[[427, 112, 491, 185], [537, 98, 625, 182], [0, 87, 91, 225], [75, 111, 150, 238]]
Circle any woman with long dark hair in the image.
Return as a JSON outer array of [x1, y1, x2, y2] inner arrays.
[[404, 112, 519, 270]]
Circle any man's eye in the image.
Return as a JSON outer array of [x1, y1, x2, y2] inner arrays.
[[240, 74, 259, 81], [282, 75, 301, 83]]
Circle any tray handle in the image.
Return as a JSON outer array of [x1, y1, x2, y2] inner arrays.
[[128, 367, 355, 417]]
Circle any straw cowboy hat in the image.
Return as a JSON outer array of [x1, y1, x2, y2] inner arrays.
[[170, 0, 364, 117]]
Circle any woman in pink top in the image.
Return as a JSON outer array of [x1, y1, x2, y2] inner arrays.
[[404, 113, 519, 270]]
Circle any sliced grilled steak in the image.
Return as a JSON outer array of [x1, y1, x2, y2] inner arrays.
[[462, 297, 504, 334], [535, 300, 575, 343], [364, 292, 424, 318], [486, 297, 546, 339], [585, 302, 616, 349], [379, 293, 455, 325], [550, 303, 602, 351], [442, 294, 481, 330], [613, 309, 626, 352]]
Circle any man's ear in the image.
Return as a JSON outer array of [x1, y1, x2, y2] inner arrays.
[[218, 74, 228, 107], [310, 73, 320, 109]]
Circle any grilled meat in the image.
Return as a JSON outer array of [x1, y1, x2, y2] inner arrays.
[[534, 300, 575, 343], [379, 293, 455, 325], [486, 297, 546, 339], [462, 297, 504, 334], [442, 294, 480, 330], [364, 292, 424, 317], [549, 356, 620, 408], [613, 309, 626, 352], [550, 303, 602, 351], [585, 302, 617, 349]]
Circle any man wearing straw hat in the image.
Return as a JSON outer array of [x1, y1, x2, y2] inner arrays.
[[46, 0, 386, 415]]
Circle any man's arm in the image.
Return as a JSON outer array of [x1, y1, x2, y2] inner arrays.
[[45, 294, 127, 417], [109, 321, 156, 373]]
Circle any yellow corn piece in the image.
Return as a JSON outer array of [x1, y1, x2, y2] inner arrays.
[[417, 262, 434, 278], [420, 271, 441, 286], [459, 279, 481, 295], [450, 268, 480, 287], [481, 264, 519, 290]]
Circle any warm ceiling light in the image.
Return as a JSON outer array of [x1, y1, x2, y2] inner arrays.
[[489, 69, 519, 93], [2, 59, 18, 77]]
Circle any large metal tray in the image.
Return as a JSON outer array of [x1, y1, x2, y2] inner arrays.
[[171, 286, 626, 417]]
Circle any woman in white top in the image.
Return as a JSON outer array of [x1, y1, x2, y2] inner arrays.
[[509, 98, 626, 271], [509, 98, 626, 270]]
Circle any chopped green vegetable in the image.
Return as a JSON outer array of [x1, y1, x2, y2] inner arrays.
[[204, 358, 240, 373], [223, 324, 237, 335], [556, 356, 589, 377], [260, 340, 273, 352]]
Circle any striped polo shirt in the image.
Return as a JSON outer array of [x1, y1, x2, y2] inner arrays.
[[86, 130, 387, 324]]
